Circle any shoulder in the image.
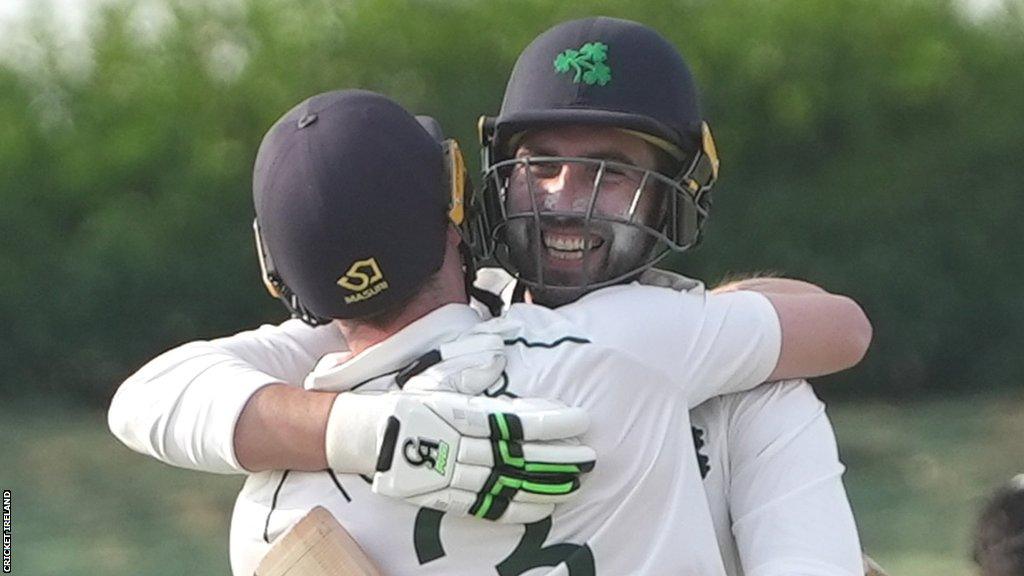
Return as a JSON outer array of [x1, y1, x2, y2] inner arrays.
[[213, 318, 344, 348], [212, 315, 348, 352], [564, 282, 774, 327], [498, 306, 680, 399], [713, 381, 834, 463], [638, 268, 705, 292], [719, 380, 825, 423]]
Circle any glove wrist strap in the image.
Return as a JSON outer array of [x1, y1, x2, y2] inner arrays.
[[325, 393, 386, 474]]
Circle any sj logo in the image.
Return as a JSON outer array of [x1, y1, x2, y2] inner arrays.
[[337, 258, 389, 303], [403, 437, 449, 475], [337, 257, 384, 291]]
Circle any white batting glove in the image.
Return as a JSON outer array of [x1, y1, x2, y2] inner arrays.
[[305, 333, 507, 396], [325, 391, 595, 523], [394, 334, 508, 396]]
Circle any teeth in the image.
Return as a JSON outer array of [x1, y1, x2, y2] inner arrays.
[[542, 233, 603, 252], [545, 235, 585, 251], [549, 248, 583, 260]]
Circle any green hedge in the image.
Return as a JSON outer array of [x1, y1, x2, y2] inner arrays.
[[1, 0, 1020, 403]]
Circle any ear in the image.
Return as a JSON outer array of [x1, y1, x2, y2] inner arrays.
[[446, 223, 463, 248]]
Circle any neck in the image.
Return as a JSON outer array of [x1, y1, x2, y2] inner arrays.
[[335, 292, 464, 356], [336, 229, 470, 355]]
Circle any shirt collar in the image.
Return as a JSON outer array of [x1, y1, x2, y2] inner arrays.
[[304, 303, 482, 392]]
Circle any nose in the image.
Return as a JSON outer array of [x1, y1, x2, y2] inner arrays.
[[536, 163, 592, 213]]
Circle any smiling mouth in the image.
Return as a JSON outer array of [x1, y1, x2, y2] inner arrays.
[[542, 231, 606, 261]]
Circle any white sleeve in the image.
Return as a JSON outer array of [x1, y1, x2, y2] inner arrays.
[[678, 290, 781, 406], [560, 285, 781, 407], [107, 320, 345, 474], [724, 381, 863, 576]]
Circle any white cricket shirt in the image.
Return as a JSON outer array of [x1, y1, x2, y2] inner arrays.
[[109, 268, 862, 575], [230, 302, 761, 575]]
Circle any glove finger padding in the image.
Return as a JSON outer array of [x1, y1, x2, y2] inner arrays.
[[457, 438, 597, 468], [399, 334, 508, 396], [493, 405, 591, 441], [451, 464, 585, 504], [420, 394, 589, 440]]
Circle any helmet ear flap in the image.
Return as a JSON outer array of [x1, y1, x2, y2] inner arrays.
[[442, 138, 467, 226], [415, 114, 472, 227], [674, 122, 720, 248], [252, 218, 330, 326], [478, 115, 496, 148], [254, 218, 284, 299], [681, 122, 719, 193], [441, 134, 497, 265]]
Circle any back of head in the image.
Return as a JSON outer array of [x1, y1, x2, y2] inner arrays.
[[975, 475, 1024, 576], [252, 90, 450, 323]]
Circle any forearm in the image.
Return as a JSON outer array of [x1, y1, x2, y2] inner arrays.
[[766, 290, 872, 380], [714, 276, 872, 380], [234, 384, 337, 472]]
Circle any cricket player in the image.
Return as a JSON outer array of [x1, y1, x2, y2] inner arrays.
[[108, 17, 871, 576], [973, 475, 1024, 576], [227, 89, 867, 575], [469, 17, 869, 576]]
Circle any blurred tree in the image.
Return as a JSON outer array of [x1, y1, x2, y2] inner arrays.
[[0, 0, 1020, 403]]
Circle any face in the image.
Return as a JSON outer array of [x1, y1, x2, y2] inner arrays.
[[502, 125, 668, 294]]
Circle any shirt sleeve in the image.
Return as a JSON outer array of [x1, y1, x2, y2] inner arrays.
[[724, 381, 863, 576], [559, 284, 781, 407], [107, 320, 345, 473], [682, 290, 782, 406]]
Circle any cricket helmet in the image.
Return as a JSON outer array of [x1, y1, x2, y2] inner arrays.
[[252, 90, 471, 324], [477, 17, 719, 304]]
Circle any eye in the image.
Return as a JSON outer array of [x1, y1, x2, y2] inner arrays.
[[526, 162, 562, 179], [603, 165, 628, 178], [598, 163, 643, 187]]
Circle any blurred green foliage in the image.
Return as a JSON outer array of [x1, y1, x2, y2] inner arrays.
[[1, 0, 1021, 403], [5, 391, 1023, 575]]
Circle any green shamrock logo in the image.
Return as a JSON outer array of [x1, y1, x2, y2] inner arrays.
[[553, 42, 612, 86]]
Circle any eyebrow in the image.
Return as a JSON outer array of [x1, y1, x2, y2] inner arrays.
[[517, 145, 640, 167]]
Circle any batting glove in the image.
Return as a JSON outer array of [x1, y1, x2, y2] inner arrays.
[[305, 333, 508, 396], [325, 391, 595, 524]]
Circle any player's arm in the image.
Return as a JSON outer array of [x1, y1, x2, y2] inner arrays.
[[562, 274, 868, 408], [713, 277, 872, 381], [107, 319, 341, 473], [723, 381, 863, 576], [233, 384, 336, 471]]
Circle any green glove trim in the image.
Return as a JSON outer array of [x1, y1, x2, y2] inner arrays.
[[524, 463, 581, 474]]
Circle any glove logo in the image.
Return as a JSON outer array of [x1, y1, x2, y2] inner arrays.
[[337, 257, 389, 304], [403, 437, 450, 475], [553, 42, 611, 86]]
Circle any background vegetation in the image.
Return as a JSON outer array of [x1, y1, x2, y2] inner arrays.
[[1, 0, 1021, 403], [5, 394, 1022, 575], [1, 0, 1022, 574]]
